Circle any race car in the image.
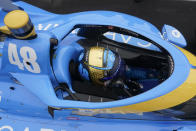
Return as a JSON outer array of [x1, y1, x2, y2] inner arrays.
[[0, 0, 196, 131]]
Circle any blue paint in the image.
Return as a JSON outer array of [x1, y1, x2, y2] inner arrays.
[[0, 0, 191, 109], [29, 15, 190, 109], [0, 1, 196, 130], [0, 112, 196, 131], [0, 0, 190, 109]]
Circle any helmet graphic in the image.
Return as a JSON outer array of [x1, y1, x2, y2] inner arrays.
[[78, 46, 124, 85]]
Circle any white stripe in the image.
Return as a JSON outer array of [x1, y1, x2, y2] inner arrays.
[[44, 24, 52, 30]]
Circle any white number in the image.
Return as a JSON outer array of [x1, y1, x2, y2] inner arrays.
[[8, 43, 41, 73], [8, 43, 24, 70], [20, 47, 41, 73]]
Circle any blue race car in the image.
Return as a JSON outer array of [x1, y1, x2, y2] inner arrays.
[[0, 0, 196, 131]]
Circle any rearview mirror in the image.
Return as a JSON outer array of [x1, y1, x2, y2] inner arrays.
[[162, 24, 187, 47]]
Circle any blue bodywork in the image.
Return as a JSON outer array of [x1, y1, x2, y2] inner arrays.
[[0, 1, 196, 131]]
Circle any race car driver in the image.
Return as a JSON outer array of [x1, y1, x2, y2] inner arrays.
[[75, 46, 153, 97]]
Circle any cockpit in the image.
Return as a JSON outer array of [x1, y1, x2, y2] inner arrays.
[[53, 25, 174, 102]]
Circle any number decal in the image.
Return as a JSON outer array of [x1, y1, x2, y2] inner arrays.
[[8, 43, 24, 70], [20, 46, 41, 73], [8, 43, 41, 73]]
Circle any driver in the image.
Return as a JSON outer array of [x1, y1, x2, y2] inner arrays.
[[77, 46, 143, 96]]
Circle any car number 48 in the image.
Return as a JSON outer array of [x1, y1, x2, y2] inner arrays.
[[8, 43, 41, 73]]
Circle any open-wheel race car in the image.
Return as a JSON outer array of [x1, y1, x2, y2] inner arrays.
[[0, 0, 196, 131]]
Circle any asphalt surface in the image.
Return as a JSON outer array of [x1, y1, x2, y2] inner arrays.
[[23, 0, 196, 55]]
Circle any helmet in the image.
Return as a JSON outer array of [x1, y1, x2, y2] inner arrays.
[[78, 46, 125, 85]]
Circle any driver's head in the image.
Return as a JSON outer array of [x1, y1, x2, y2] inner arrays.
[[78, 46, 125, 85]]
